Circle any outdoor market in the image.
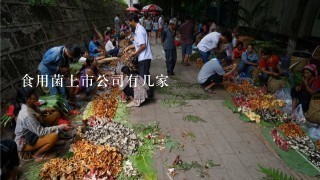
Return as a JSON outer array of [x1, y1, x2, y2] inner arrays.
[[1, 0, 320, 179]]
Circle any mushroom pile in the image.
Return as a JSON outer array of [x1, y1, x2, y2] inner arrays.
[[40, 140, 123, 179], [84, 120, 142, 156]]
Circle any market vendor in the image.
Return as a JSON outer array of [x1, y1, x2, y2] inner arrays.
[[197, 31, 232, 64], [74, 58, 99, 96], [89, 35, 105, 58], [291, 64, 320, 112], [38, 44, 81, 99], [105, 36, 120, 57], [232, 41, 245, 61], [198, 52, 237, 94], [119, 66, 149, 107], [14, 87, 72, 162], [237, 44, 259, 77], [258, 49, 283, 83]]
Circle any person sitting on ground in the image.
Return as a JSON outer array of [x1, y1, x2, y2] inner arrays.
[[14, 87, 72, 162], [75, 58, 99, 96], [198, 52, 237, 94], [232, 41, 245, 61], [119, 66, 149, 107], [291, 64, 320, 112], [104, 29, 111, 44], [105, 36, 120, 57], [237, 44, 259, 78], [89, 35, 105, 58], [258, 49, 283, 84], [197, 31, 232, 64]]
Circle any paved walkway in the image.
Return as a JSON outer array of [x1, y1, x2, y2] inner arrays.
[[128, 37, 315, 180]]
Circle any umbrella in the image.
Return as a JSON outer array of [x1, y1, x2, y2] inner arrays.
[[126, 7, 139, 12], [142, 4, 162, 12]]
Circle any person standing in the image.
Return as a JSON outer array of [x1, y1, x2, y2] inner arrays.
[[179, 15, 194, 66], [162, 19, 177, 76], [197, 31, 232, 64], [114, 14, 120, 34], [158, 15, 164, 37], [125, 13, 153, 80], [153, 17, 159, 43], [144, 16, 153, 40]]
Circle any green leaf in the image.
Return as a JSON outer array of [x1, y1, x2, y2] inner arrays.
[[183, 115, 206, 123], [130, 155, 157, 180], [258, 164, 296, 180]]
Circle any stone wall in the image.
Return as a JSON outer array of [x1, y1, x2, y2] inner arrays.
[[0, 0, 127, 103]]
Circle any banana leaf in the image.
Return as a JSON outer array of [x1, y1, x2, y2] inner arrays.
[[39, 95, 69, 115], [130, 155, 157, 180]]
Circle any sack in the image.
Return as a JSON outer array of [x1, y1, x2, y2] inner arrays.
[[291, 104, 306, 124], [267, 77, 286, 93], [275, 88, 292, 114], [306, 98, 320, 125], [24, 130, 39, 146]]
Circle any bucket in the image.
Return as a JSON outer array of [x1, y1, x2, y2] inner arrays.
[[290, 51, 311, 72]]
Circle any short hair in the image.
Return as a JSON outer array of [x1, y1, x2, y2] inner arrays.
[[247, 44, 254, 48], [184, 15, 190, 20], [65, 44, 81, 58], [126, 13, 139, 23], [121, 66, 131, 75], [218, 52, 227, 60], [116, 14, 119, 16], [221, 30, 232, 42]]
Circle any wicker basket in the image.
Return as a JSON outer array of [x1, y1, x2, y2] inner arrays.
[[289, 51, 311, 73]]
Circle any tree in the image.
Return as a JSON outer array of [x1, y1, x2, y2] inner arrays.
[[286, 0, 309, 56]]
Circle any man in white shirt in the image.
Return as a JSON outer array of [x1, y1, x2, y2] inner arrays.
[[197, 31, 232, 64], [158, 15, 164, 36], [105, 36, 119, 57], [124, 13, 153, 80]]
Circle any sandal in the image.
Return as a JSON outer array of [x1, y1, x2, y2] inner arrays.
[[34, 152, 57, 163], [204, 89, 216, 94]]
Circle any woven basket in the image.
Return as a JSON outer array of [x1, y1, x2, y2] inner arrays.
[[290, 52, 311, 73], [306, 98, 320, 125], [267, 77, 286, 93]]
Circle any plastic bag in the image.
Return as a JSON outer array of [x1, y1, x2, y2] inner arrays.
[[308, 127, 320, 140], [275, 88, 292, 114], [291, 104, 306, 124]]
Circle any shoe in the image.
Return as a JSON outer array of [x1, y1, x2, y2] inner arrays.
[[126, 102, 135, 107]]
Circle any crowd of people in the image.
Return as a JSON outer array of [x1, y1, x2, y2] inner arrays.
[[1, 10, 320, 179]]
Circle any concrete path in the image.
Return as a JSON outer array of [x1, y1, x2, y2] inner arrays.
[[128, 36, 315, 180]]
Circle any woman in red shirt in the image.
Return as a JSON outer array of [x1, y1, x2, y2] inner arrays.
[[232, 41, 245, 60], [291, 64, 320, 112], [258, 49, 282, 82]]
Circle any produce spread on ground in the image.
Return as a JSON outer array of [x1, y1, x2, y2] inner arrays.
[[224, 78, 320, 175]]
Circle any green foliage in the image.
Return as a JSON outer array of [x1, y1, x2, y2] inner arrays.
[[160, 99, 188, 108], [165, 135, 181, 152], [190, 52, 200, 62], [184, 131, 196, 141], [258, 164, 295, 180], [0, 115, 13, 127], [183, 115, 206, 123], [39, 95, 69, 115], [29, 0, 56, 6], [24, 162, 44, 180], [113, 102, 130, 125], [130, 155, 157, 180], [64, 151, 74, 159], [238, 0, 279, 32], [175, 160, 220, 178], [69, 63, 83, 76]]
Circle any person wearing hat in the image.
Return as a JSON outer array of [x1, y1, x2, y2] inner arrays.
[[162, 19, 177, 76], [291, 64, 320, 112], [197, 30, 232, 64]]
